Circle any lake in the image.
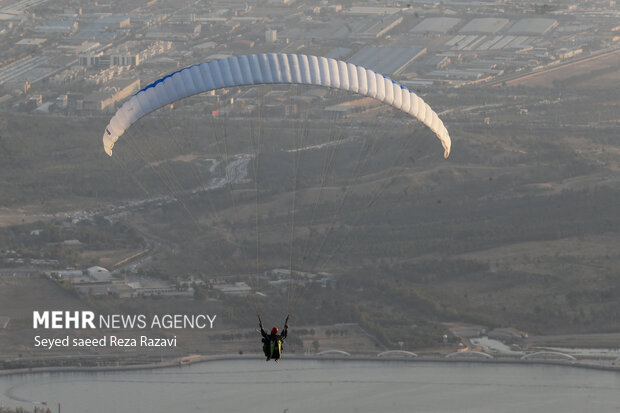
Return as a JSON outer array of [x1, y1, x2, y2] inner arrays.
[[1, 359, 619, 413]]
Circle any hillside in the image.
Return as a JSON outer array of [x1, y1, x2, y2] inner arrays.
[[0, 84, 618, 350]]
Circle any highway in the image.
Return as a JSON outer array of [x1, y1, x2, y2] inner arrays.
[[485, 47, 620, 87], [0, 0, 48, 12], [0, 56, 49, 85]]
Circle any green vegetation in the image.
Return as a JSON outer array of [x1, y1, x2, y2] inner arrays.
[[0, 218, 144, 267]]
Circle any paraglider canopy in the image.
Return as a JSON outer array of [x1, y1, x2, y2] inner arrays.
[[102, 53, 451, 158]]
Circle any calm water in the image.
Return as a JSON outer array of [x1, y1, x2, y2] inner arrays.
[[1, 359, 619, 413]]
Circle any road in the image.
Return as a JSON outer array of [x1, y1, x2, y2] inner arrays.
[[485, 47, 620, 87]]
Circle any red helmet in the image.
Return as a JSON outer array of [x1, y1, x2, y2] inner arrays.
[[271, 327, 278, 335]]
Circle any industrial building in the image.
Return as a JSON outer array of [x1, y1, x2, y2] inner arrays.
[[459, 18, 510, 34], [347, 47, 426, 75], [411, 17, 461, 34], [507, 18, 558, 35]]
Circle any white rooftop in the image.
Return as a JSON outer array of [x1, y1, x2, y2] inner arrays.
[[411, 17, 461, 34], [507, 18, 558, 35], [460, 18, 509, 34]]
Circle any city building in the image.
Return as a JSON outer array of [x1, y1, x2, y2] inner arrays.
[[80, 78, 140, 112], [265, 29, 277, 43], [214, 281, 252, 295]]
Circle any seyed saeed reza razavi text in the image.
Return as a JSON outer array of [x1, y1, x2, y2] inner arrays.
[[34, 334, 179, 349]]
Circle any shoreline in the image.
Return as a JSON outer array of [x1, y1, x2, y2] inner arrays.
[[1, 353, 619, 378]]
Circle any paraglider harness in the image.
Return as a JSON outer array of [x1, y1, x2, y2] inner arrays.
[[259, 315, 289, 361]]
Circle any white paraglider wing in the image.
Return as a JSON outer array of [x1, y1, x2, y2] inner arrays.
[[102, 53, 451, 158]]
